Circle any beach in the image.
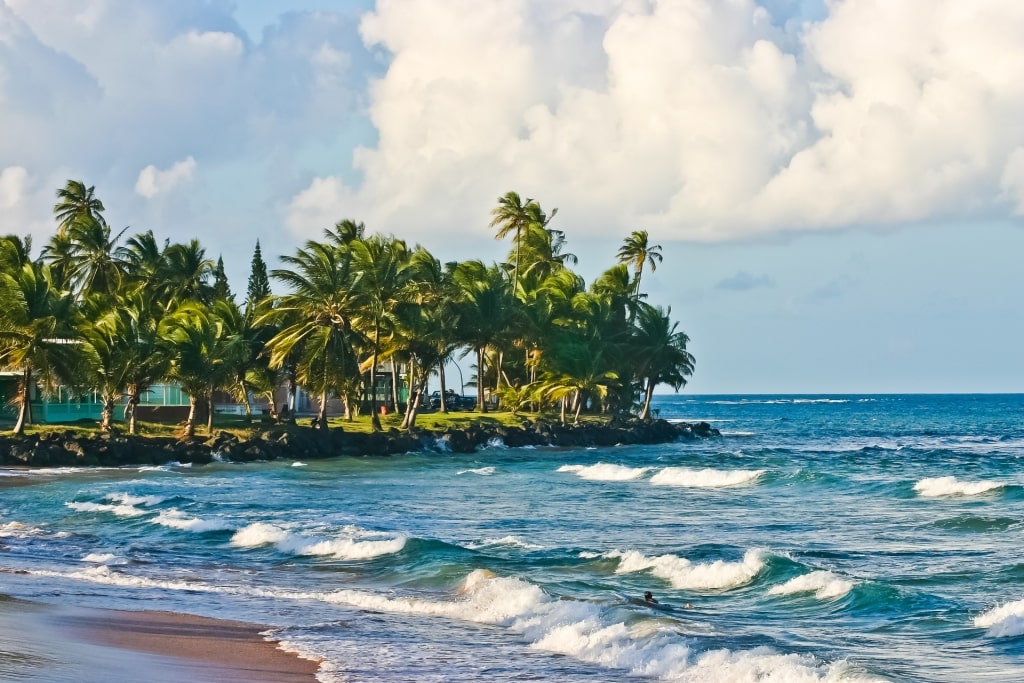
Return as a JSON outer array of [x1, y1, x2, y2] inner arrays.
[[0, 596, 319, 682]]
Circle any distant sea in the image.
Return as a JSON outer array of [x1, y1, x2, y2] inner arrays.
[[3, 394, 1024, 682]]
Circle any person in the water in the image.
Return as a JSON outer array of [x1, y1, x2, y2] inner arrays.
[[644, 591, 658, 604]]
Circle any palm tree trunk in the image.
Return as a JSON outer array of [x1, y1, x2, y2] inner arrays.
[[574, 397, 583, 426], [640, 380, 655, 420], [205, 388, 214, 434], [438, 360, 448, 412], [185, 396, 197, 437], [239, 377, 253, 421], [476, 346, 487, 413], [401, 356, 417, 430], [100, 395, 115, 432], [13, 367, 31, 435], [370, 324, 382, 431], [391, 362, 400, 412], [559, 395, 566, 426], [126, 385, 139, 435], [319, 388, 328, 429]]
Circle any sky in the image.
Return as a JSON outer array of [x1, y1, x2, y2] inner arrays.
[[1, 0, 1023, 394]]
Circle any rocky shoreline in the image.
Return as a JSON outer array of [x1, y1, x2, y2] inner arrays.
[[0, 419, 719, 468]]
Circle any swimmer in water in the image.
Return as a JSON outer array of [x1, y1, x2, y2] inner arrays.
[[644, 591, 658, 604]]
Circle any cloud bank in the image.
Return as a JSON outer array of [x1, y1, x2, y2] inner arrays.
[[288, 0, 1024, 241], [2, 0, 1023, 247]]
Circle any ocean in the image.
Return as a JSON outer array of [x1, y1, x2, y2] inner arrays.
[[2, 394, 1024, 682]]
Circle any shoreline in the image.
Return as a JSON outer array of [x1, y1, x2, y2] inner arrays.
[[0, 596, 320, 682], [0, 418, 720, 468]]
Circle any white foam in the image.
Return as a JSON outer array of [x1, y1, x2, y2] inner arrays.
[[609, 549, 766, 590], [152, 509, 234, 532], [27, 563, 883, 682], [769, 571, 855, 600], [975, 599, 1024, 637], [65, 501, 147, 517], [292, 462, 308, 467], [309, 570, 880, 682], [230, 522, 406, 560], [81, 553, 123, 565], [105, 492, 165, 507], [650, 467, 764, 488], [558, 463, 651, 481], [466, 535, 544, 551], [457, 466, 496, 476], [0, 521, 46, 538], [484, 437, 506, 449], [914, 476, 1003, 497]]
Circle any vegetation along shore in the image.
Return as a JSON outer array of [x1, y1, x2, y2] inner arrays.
[[2, 181, 698, 448]]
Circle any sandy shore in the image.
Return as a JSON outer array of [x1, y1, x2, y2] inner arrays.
[[1, 597, 320, 682]]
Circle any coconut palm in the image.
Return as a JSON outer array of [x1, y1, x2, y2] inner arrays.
[[630, 304, 695, 420], [261, 240, 361, 428], [350, 235, 411, 431], [117, 292, 170, 435], [0, 257, 80, 434], [61, 216, 129, 297], [157, 240, 215, 310], [451, 260, 521, 412], [159, 301, 237, 436], [616, 229, 663, 310], [77, 295, 139, 431], [538, 334, 618, 425], [53, 180, 107, 233]]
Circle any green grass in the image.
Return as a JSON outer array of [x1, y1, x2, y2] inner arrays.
[[3, 406, 614, 440]]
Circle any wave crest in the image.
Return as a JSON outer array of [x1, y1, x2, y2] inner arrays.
[[230, 522, 406, 560], [558, 463, 650, 481], [609, 549, 766, 590], [650, 467, 764, 488], [914, 477, 1003, 497], [769, 571, 855, 599], [975, 599, 1024, 637]]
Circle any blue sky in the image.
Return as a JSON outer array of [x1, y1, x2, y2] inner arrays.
[[2, 0, 1022, 394]]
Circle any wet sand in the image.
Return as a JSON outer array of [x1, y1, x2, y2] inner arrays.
[[1, 597, 320, 682]]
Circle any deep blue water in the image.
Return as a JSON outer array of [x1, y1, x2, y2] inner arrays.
[[3, 394, 1024, 682]]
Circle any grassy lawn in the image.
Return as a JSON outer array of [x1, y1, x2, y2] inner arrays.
[[2, 408, 575, 439]]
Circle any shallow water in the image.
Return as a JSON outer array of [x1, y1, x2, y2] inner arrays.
[[2, 394, 1024, 681]]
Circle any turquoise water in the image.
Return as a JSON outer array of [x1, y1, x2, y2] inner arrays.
[[2, 394, 1024, 682]]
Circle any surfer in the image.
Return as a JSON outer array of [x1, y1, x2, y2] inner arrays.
[[644, 591, 658, 604]]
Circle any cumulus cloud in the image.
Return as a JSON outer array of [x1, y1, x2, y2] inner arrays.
[[285, 0, 1024, 243], [135, 156, 197, 199], [4, 0, 1024, 253]]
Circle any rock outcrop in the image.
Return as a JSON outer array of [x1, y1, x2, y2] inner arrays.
[[0, 419, 720, 468]]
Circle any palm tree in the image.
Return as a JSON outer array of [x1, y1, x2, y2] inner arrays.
[[350, 235, 411, 431], [451, 260, 519, 412], [61, 217, 128, 297], [616, 230, 663, 311], [159, 302, 236, 436], [261, 240, 361, 429], [538, 335, 618, 425], [630, 304, 695, 420], [117, 292, 170, 435], [53, 180, 107, 233], [77, 295, 137, 431], [157, 240, 215, 310], [0, 257, 80, 434]]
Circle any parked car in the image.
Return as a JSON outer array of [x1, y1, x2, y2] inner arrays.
[[429, 390, 475, 410]]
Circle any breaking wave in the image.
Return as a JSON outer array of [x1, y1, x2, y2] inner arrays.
[[769, 571, 855, 600], [914, 477, 1004, 497], [558, 463, 651, 481], [650, 467, 764, 488], [608, 549, 766, 590]]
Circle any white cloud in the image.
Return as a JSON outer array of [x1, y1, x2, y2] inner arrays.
[[284, 0, 1024, 243], [0, 165, 28, 209], [135, 156, 197, 199]]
